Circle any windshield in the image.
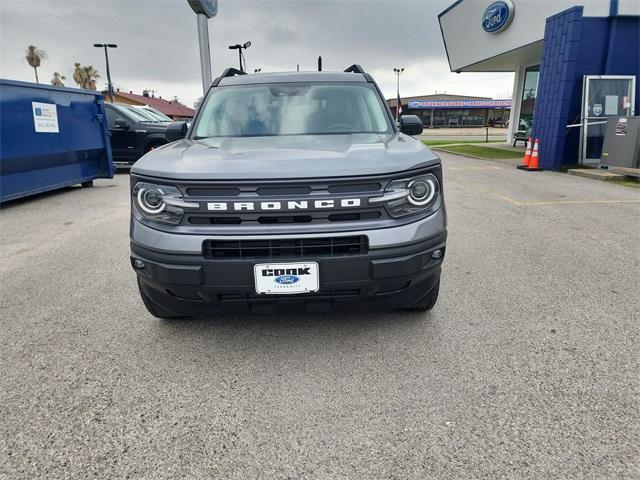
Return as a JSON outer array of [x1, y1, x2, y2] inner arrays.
[[139, 106, 172, 122], [193, 82, 392, 138], [119, 105, 157, 122]]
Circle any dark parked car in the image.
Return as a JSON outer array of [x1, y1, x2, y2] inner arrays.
[[104, 103, 170, 166]]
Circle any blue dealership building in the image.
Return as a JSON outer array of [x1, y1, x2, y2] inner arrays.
[[439, 0, 639, 169]]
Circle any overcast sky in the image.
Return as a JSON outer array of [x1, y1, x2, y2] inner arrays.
[[1, 0, 515, 107]]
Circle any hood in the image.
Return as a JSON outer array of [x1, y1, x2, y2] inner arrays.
[[131, 133, 439, 180], [138, 121, 171, 131]]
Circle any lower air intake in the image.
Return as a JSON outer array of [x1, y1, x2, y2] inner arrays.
[[203, 236, 368, 259]]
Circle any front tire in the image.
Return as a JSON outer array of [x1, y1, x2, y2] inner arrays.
[[403, 280, 440, 312], [137, 277, 185, 319], [145, 141, 165, 153]]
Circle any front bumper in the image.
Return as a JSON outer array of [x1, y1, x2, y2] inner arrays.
[[132, 231, 446, 315]]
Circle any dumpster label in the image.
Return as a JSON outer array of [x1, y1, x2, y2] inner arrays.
[[32, 102, 59, 133], [615, 117, 627, 136]]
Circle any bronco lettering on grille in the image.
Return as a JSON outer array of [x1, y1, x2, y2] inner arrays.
[[206, 198, 361, 211]]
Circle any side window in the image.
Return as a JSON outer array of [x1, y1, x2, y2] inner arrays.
[[105, 108, 125, 129]]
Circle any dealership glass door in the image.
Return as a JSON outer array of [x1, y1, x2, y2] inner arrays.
[[581, 75, 636, 164]]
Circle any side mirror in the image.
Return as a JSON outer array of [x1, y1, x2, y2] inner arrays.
[[114, 118, 129, 130], [166, 121, 188, 142], [399, 115, 423, 136]]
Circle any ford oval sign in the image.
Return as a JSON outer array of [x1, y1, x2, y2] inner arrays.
[[482, 1, 514, 34], [187, 0, 218, 18], [275, 275, 300, 285]]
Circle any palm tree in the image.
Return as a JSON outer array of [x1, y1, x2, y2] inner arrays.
[[25, 45, 47, 83], [51, 72, 66, 87], [72, 63, 100, 90], [82, 66, 100, 90], [73, 63, 84, 87]]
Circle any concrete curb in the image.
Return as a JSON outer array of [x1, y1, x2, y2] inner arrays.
[[567, 168, 627, 181]]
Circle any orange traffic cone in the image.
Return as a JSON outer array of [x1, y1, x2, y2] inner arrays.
[[517, 137, 533, 170], [524, 138, 543, 171]]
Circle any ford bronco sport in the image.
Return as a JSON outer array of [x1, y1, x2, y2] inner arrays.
[[130, 65, 446, 317]]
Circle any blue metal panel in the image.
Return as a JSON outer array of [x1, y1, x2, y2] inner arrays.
[[0, 79, 114, 202], [532, 8, 639, 169]]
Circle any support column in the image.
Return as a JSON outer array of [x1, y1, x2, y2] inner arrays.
[[507, 66, 524, 144]]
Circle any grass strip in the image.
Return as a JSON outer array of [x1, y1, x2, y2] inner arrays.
[[423, 140, 503, 147], [433, 144, 524, 159]]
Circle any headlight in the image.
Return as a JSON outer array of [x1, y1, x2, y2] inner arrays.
[[137, 187, 165, 214], [370, 173, 439, 218], [132, 182, 197, 225]]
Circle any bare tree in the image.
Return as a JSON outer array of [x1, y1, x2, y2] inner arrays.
[[25, 45, 47, 83]]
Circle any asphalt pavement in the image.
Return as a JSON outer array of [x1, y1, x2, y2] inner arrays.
[[1, 153, 639, 479]]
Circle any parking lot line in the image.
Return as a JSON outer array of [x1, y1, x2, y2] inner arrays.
[[447, 177, 524, 205], [447, 177, 640, 207], [448, 166, 502, 171], [525, 199, 640, 206]]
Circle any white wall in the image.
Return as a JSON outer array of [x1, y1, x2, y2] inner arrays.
[[439, 0, 637, 72], [619, 0, 640, 15]]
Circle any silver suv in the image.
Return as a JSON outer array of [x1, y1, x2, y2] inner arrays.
[[130, 65, 446, 317]]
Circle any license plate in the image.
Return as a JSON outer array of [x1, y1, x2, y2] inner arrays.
[[254, 262, 319, 295]]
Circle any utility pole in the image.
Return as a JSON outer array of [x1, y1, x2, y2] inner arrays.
[[93, 43, 117, 102], [393, 67, 404, 123], [187, 0, 218, 94]]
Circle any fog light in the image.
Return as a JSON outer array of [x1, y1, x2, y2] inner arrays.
[[431, 249, 443, 259], [133, 259, 145, 269]]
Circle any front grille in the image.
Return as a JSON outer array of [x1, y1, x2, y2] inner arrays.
[[188, 211, 382, 226], [180, 178, 392, 230], [203, 235, 368, 259]]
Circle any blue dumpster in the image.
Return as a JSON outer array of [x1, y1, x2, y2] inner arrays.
[[0, 79, 114, 202]]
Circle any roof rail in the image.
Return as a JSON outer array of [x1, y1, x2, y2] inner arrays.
[[344, 64, 366, 74], [212, 67, 246, 87]]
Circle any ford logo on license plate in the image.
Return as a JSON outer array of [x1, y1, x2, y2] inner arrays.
[[275, 275, 299, 284]]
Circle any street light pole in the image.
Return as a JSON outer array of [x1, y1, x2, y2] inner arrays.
[[393, 67, 404, 123], [228, 41, 251, 72], [94, 43, 117, 102]]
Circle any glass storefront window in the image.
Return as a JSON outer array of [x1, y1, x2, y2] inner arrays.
[[432, 109, 485, 127], [517, 65, 540, 132]]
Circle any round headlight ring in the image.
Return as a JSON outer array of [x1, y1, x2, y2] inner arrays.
[[407, 178, 436, 206], [137, 187, 166, 214]]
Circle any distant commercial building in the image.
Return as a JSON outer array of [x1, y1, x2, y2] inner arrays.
[[387, 94, 511, 128], [102, 90, 195, 120], [439, 0, 639, 169]]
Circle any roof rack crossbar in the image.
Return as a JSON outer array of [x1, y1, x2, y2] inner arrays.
[[344, 64, 366, 74], [212, 67, 246, 87]]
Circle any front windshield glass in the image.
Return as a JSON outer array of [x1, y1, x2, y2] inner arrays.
[[120, 105, 156, 122], [194, 82, 392, 138], [140, 107, 172, 122]]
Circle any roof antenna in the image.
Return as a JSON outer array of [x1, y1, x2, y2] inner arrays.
[[317, 56, 322, 72]]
